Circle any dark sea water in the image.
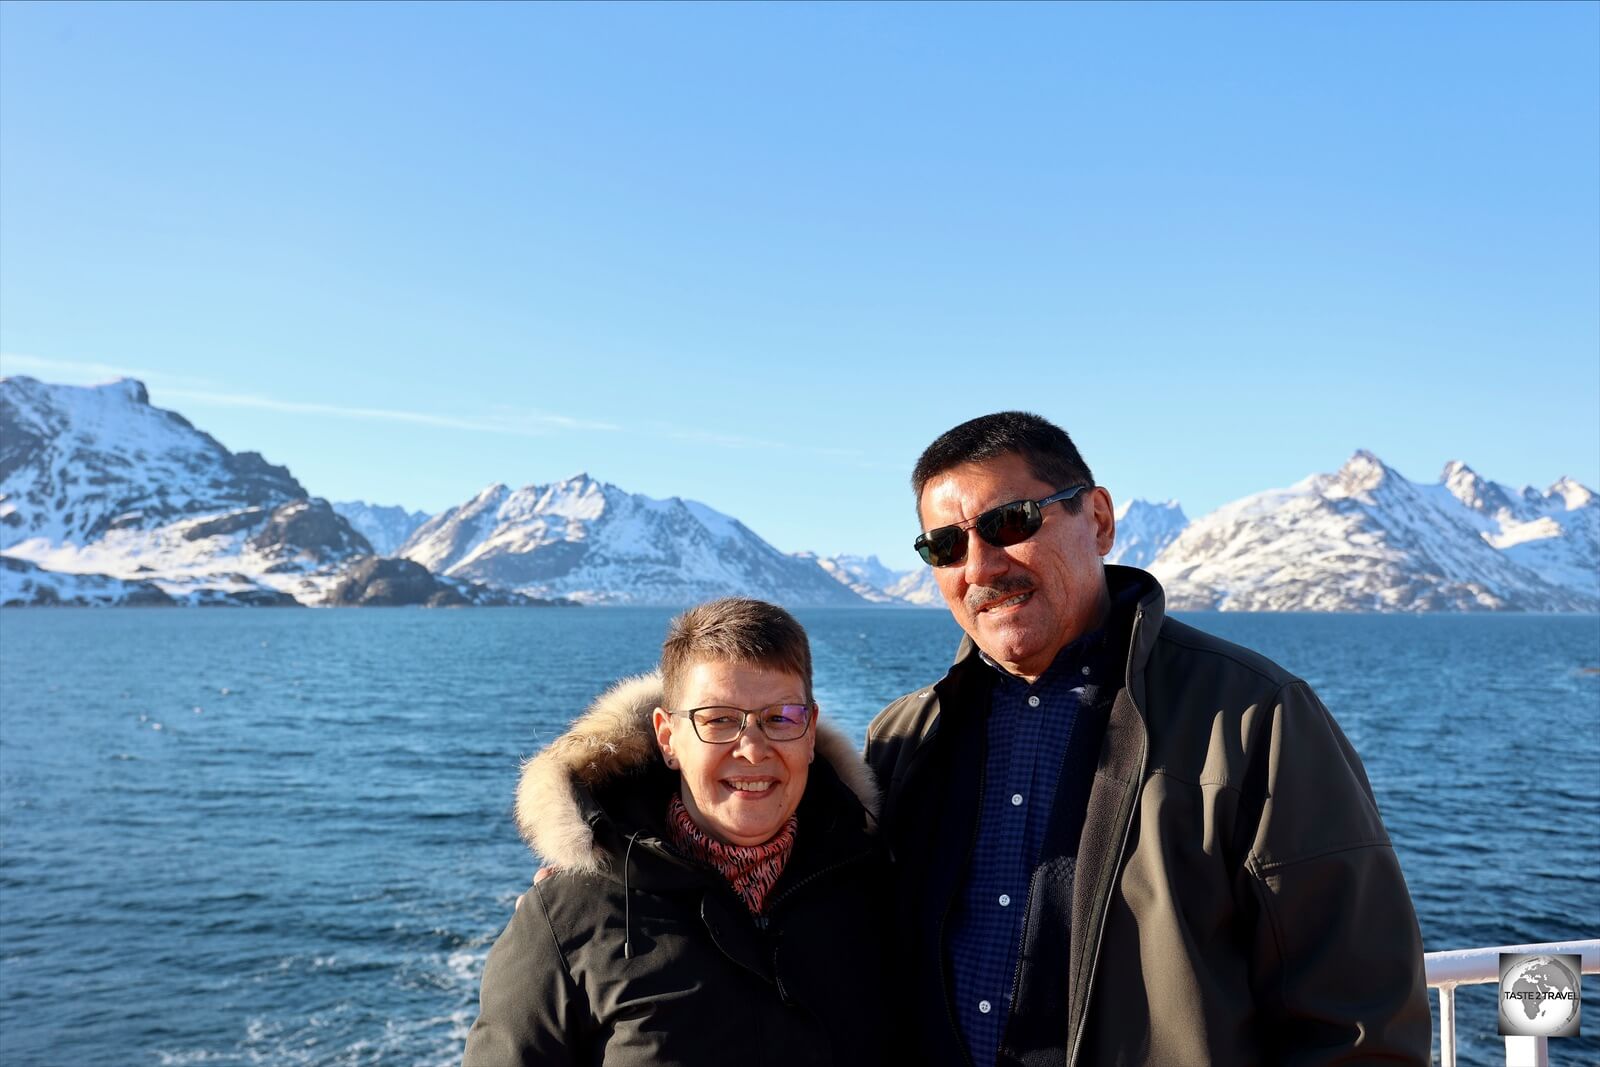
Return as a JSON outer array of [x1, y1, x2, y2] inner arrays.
[[1, 608, 1596, 1066]]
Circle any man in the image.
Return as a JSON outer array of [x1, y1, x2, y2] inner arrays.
[[865, 412, 1431, 1067]]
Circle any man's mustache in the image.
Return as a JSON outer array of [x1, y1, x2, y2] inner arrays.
[[966, 577, 1035, 614]]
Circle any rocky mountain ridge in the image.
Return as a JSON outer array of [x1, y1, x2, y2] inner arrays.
[[331, 501, 431, 556], [1, 377, 378, 605], [396, 475, 868, 606], [1, 376, 306, 547], [4, 376, 1594, 612], [1106, 499, 1189, 569], [1149, 451, 1596, 612], [800, 554, 914, 605]]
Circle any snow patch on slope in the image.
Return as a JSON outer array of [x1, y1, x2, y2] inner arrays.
[[1148, 452, 1597, 612], [1107, 499, 1188, 569], [399, 474, 868, 606]]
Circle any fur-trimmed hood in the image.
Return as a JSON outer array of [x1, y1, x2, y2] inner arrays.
[[515, 672, 880, 873]]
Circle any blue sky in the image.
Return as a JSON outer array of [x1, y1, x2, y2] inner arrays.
[[2, 2, 1596, 566]]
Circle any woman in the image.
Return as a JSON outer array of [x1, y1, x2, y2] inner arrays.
[[464, 598, 887, 1066]]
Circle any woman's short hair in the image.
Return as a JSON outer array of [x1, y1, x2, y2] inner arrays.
[[660, 597, 814, 707]]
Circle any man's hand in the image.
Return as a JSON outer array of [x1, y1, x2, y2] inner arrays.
[[513, 866, 558, 911]]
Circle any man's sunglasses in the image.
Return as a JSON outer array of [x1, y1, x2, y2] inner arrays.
[[914, 485, 1091, 568]]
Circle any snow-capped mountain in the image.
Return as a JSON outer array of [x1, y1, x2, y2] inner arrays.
[[806, 554, 919, 604], [398, 475, 870, 606], [1, 376, 306, 546], [1107, 499, 1189, 568], [1439, 462, 1598, 595], [1, 376, 374, 604], [886, 567, 942, 606], [333, 501, 432, 556], [7, 376, 1593, 614], [1148, 451, 1598, 612], [821, 554, 908, 593]]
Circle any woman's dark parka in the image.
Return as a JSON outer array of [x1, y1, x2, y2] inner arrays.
[[463, 674, 889, 1067]]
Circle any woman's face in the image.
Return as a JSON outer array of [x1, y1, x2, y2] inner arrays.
[[652, 659, 817, 846]]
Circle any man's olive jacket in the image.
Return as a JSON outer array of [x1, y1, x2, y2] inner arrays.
[[865, 566, 1431, 1067]]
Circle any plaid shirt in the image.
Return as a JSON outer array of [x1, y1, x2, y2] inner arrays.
[[948, 627, 1112, 1066]]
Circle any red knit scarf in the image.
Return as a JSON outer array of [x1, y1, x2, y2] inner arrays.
[[665, 794, 797, 915]]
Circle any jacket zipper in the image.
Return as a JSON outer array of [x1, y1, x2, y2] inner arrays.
[[764, 843, 875, 1003], [763, 842, 874, 915], [1065, 607, 1149, 1067]]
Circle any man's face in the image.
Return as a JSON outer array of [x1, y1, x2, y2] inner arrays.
[[917, 452, 1116, 681]]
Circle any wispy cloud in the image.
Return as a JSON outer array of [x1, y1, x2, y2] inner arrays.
[[480, 405, 623, 433], [2, 352, 622, 438], [0, 352, 218, 390], [2, 352, 876, 462], [161, 388, 622, 437]]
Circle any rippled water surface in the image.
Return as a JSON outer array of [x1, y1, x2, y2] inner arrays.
[[1, 608, 1596, 1065]]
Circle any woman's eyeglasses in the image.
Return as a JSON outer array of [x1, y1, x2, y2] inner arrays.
[[914, 485, 1091, 568], [671, 704, 816, 744]]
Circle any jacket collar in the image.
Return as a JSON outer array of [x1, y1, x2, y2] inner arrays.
[[515, 672, 880, 874], [1107, 565, 1166, 689]]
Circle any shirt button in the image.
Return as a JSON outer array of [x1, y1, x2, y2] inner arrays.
[[978, 999, 992, 1015], [1081, 666, 1091, 675], [1027, 695, 1040, 708], [1011, 793, 1023, 807], [998, 894, 1011, 907]]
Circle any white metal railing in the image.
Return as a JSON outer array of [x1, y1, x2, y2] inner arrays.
[[1425, 939, 1599, 1067]]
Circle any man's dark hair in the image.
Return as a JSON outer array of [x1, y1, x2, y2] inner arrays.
[[912, 411, 1096, 514]]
